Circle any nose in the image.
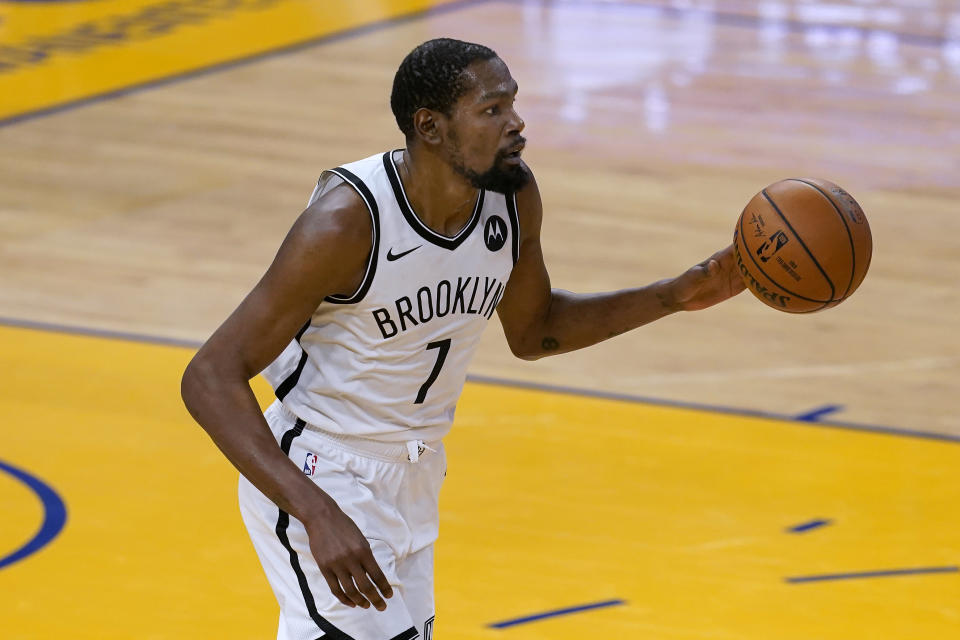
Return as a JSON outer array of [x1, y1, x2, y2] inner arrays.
[[508, 107, 525, 135]]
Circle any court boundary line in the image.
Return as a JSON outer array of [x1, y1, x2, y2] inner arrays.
[[0, 315, 203, 349], [466, 374, 960, 445], [2, 0, 950, 129], [2, 315, 957, 446]]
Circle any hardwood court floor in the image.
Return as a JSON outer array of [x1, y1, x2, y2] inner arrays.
[[2, 325, 958, 639], [1, 0, 959, 638]]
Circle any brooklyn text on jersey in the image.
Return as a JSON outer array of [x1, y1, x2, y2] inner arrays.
[[372, 275, 506, 339]]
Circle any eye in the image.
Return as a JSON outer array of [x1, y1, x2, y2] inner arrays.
[[485, 105, 500, 116]]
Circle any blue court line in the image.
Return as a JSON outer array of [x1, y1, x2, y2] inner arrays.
[[786, 566, 959, 584], [488, 599, 626, 629], [0, 315, 202, 348], [0, 459, 68, 570], [795, 405, 843, 422], [467, 374, 960, 446], [787, 518, 832, 534], [2, 315, 958, 447]]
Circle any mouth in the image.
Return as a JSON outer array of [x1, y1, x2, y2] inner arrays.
[[502, 140, 526, 162]]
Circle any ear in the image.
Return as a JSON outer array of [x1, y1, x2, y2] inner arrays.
[[412, 108, 446, 146]]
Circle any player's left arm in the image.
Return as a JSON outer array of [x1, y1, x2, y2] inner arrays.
[[495, 167, 745, 360]]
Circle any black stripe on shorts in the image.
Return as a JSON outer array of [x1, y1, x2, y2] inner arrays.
[[275, 418, 355, 640]]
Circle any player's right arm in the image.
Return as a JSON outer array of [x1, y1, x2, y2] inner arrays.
[[180, 178, 394, 611]]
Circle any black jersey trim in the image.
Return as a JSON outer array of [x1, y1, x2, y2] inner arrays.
[[388, 627, 420, 640], [323, 167, 380, 305], [506, 191, 520, 265], [274, 319, 311, 401], [383, 150, 483, 250], [275, 420, 356, 640]]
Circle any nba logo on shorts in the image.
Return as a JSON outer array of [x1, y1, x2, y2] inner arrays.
[[302, 452, 318, 476]]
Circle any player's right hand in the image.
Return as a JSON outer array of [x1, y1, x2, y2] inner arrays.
[[304, 507, 394, 611], [669, 244, 746, 312]]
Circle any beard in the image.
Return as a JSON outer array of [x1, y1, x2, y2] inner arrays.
[[449, 135, 531, 194]]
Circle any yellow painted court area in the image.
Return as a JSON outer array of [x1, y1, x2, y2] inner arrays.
[[1, 324, 957, 639], [0, 0, 457, 122]]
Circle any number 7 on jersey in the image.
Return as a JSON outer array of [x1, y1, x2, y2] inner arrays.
[[415, 339, 451, 404]]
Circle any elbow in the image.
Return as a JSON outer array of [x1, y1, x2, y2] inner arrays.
[[180, 357, 201, 415], [181, 348, 251, 427], [507, 337, 547, 361], [180, 353, 216, 422], [513, 346, 545, 361]]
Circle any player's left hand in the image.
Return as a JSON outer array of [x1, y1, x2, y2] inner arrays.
[[669, 244, 746, 311]]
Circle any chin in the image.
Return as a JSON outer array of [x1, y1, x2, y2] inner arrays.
[[479, 161, 531, 194], [454, 155, 531, 194]]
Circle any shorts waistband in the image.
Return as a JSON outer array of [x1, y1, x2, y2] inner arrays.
[[275, 402, 440, 463]]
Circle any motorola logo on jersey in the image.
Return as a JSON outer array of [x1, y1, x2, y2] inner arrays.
[[484, 215, 507, 252]]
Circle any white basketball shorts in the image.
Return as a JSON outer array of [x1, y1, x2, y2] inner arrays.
[[239, 400, 445, 640]]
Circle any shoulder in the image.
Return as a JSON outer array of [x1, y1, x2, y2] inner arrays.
[[266, 176, 373, 298], [293, 175, 373, 253]]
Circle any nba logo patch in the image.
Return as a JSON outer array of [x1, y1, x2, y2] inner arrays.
[[302, 452, 318, 476]]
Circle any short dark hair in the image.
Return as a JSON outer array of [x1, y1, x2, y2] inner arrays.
[[391, 38, 498, 139]]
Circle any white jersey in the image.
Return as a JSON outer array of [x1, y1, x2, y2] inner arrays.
[[262, 150, 519, 442]]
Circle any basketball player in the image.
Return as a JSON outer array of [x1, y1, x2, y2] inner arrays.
[[181, 38, 744, 640]]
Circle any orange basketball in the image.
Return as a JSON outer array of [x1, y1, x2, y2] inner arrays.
[[733, 178, 872, 313]]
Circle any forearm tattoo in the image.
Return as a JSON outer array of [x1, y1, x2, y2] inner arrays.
[[656, 291, 673, 310]]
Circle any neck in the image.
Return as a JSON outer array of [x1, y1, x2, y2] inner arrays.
[[397, 147, 479, 237]]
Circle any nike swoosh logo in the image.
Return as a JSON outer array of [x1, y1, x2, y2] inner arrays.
[[386, 245, 421, 261]]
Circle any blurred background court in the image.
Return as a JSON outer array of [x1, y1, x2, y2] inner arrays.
[[1, 1, 958, 638]]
